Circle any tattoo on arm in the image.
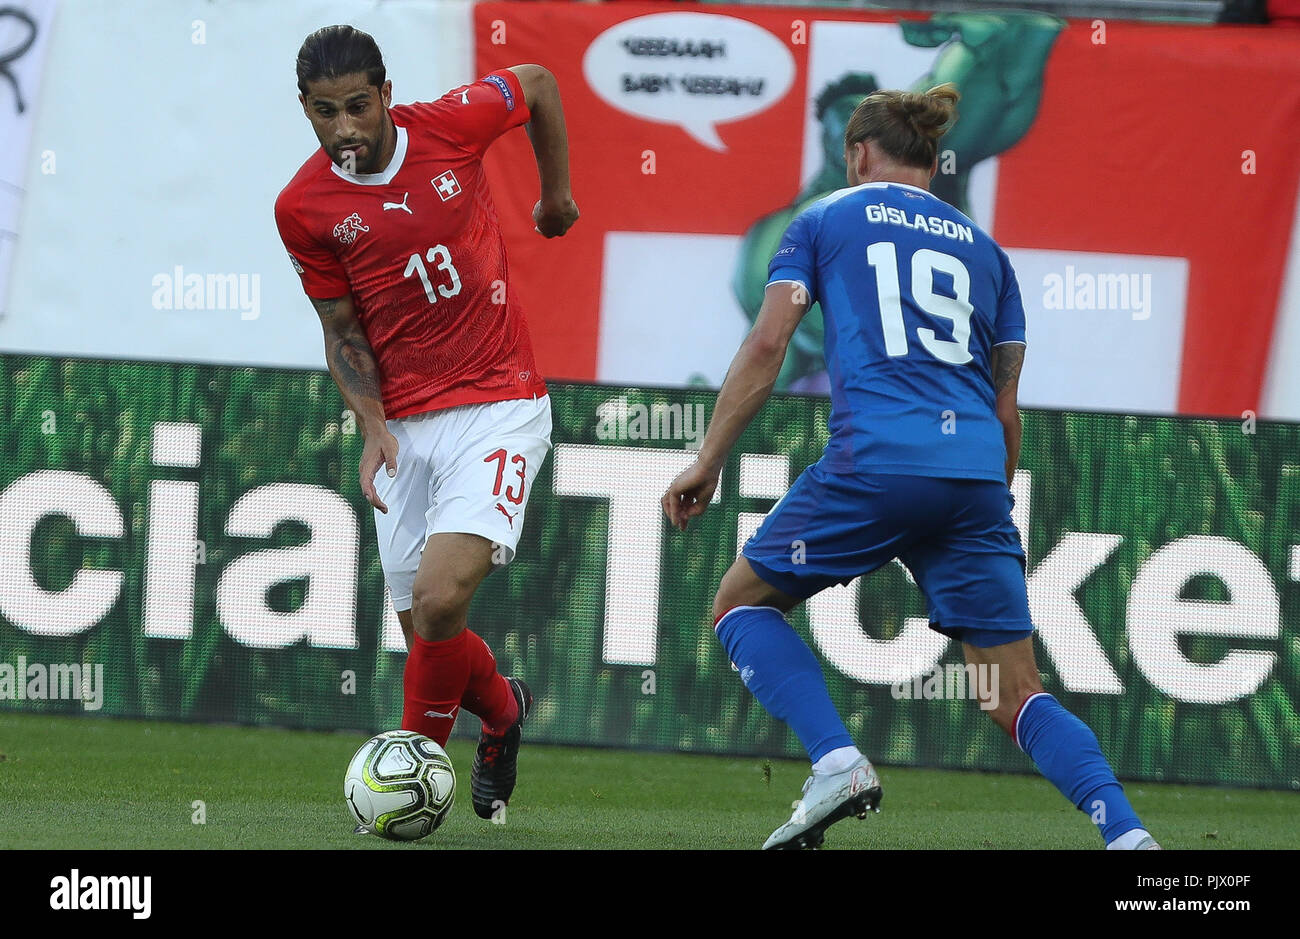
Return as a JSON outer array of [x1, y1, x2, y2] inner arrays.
[[310, 296, 383, 403], [309, 296, 341, 320], [992, 343, 1025, 396], [330, 325, 383, 401]]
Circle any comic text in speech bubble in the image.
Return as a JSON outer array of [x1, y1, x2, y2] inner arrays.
[[582, 12, 795, 152]]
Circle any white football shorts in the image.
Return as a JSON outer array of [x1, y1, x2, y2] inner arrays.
[[372, 394, 552, 610]]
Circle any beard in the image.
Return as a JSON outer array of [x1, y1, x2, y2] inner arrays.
[[332, 119, 389, 174], [332, 139, 376, 173]]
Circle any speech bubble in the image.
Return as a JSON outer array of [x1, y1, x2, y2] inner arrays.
[[582, 12, 795, 151]]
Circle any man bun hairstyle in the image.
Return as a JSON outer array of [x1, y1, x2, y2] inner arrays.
[[843, 82, 960, 169], [296, 25, 386, 95]]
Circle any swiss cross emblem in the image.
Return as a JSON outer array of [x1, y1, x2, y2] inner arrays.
[[432, 170, 461, 202]]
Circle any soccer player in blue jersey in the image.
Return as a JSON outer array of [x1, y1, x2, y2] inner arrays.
[[663, 83, 1158, 851]]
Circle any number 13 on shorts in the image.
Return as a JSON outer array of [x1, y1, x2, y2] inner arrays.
[[484, 448, 527, 508]]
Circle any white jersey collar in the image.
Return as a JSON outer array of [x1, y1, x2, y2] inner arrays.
[[861, 181, 933, 196]]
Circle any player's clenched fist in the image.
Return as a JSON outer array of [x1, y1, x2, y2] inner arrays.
[[359, 427, 400, 514], [533, 196, 580, 238], [662, 461, 720, 532]]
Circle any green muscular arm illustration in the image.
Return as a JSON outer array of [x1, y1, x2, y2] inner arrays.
[[904, 12, 1065, 216], [732, 205, 825, 390]]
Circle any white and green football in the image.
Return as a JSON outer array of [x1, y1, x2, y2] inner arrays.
[[344, 730, 456, 841]]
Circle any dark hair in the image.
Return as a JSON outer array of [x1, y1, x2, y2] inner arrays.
[[844, 83, 960, 170], [814, 72, 880, 121], [295, 25, 386, 95]]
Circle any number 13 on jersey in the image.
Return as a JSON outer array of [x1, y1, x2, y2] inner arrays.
[[404, 245, 463, 304]]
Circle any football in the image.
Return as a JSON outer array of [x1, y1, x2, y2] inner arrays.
[[344, 730, 457, 841]]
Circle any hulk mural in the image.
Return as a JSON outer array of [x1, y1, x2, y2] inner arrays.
[[732, 12, 1065, 392]]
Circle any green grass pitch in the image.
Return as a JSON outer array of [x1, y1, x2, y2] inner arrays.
[[0, 713, 1294, 850]]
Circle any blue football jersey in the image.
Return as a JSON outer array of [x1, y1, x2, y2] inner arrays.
[[767, 181, 1025, 482]]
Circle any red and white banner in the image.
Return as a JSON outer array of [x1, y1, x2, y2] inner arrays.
[[476, 3, 1300, 420]]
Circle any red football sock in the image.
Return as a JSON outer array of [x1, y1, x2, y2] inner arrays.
[[401, 630, 472, 747], [460, 629, 518, 735]]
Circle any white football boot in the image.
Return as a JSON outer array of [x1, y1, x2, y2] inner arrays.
[[1102, 827, 1164, 847], [763, 756, 882, 850], [1107, 828, 1161, 850]]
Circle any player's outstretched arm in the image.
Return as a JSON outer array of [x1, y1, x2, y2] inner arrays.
[[991, 341, 1025, 488], [662, 282, 809, 531], [311, 293, 400, 513], [507, 64, 579, 238]]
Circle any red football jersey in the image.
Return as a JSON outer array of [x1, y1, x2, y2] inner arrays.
[[275, 69, 547, 418]]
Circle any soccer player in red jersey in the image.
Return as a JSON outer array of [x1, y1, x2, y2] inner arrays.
[[274, 25, 578, 823]]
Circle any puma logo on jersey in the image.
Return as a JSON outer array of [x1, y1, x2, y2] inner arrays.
[[383, 192, 412, 214], [495, 503, 518, 528], [332, 212, 369, 245]]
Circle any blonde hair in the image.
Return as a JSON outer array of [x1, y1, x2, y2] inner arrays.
[[843, 83, 960, 170]]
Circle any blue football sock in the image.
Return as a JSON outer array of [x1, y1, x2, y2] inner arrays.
[[1016, 692, 1143, 844], [715, 606, 853, 763]]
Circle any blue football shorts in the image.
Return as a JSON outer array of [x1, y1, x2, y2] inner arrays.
[[742, 463, 1033, 648]]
